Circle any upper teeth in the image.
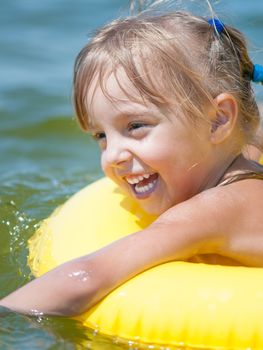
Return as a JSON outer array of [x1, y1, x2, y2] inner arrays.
[[125, 173, 152, 185]]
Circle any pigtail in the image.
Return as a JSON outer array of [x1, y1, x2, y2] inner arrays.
[[222, 25, 263, 152], [207, 18, 262, 152]]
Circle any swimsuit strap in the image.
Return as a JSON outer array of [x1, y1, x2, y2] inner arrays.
[[218, 169, 263, 187]]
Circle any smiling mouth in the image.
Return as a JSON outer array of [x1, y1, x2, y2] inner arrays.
[[125, 173, 159, 198]]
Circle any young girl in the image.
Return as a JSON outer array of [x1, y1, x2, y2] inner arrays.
[[1, 5, 263, 316]]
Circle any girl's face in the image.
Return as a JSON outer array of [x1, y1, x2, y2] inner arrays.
[[88, 71, 216, 215]]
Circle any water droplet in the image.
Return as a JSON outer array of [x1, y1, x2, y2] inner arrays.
[[68, 270, 90, 282]]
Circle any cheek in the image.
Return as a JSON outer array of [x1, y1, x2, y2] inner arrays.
[[100, 154, 108, 175], [140, 138, 174, 160], [144, 144, 176, 169], [100, 154, 118, 182]]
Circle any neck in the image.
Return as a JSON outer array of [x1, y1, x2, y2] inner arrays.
[[202, 153, 241, 191]]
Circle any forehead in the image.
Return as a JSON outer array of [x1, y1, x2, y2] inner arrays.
[[87, 68, 137, 106], [86, 68, 162, 128]]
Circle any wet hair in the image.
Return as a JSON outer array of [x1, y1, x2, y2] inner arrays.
[[73, 8, 261, 151]]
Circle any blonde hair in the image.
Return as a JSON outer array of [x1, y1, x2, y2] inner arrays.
[[73, 9, 261, 150]]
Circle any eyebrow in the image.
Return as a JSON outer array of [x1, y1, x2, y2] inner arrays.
[[89, 109, 161, 131]]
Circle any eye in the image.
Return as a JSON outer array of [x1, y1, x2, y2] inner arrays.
[[128, 122, 145, 130], [91, 132, 106, 141], [128, 122, 149, 137]]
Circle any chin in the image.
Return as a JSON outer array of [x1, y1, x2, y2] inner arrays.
[[139, 203, 167, 217]]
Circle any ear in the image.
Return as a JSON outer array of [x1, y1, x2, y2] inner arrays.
[[210, 93, 238, 144]]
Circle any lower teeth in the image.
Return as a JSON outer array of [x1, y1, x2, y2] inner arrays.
[[135, 180, 156, 194]]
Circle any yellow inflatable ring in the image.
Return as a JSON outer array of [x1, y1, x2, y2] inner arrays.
[[28, 176, 263, 349]]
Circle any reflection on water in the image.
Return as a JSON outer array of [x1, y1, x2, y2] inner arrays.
[[0, 0, 263, 348], [0, 307, 92, 350]]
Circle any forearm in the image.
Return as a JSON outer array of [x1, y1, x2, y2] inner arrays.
[[0, 195, 223, 317], [0, 235, 165, 317], [0, 224, 203, 317], [0, 256, 103, 316]]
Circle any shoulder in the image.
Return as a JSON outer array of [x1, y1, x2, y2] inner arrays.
[[147, 177, 263, 265], [155, 178, 263, 244]]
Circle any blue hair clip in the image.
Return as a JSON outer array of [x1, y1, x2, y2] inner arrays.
[[252, 64, 263, 84], [207, 18, 224, 35]]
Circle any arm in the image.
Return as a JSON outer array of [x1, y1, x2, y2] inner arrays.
[[0, 216, 207, 317], [1, 182, 262, 316]]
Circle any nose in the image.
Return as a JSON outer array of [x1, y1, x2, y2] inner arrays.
[[101, 137, 132, 169]]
